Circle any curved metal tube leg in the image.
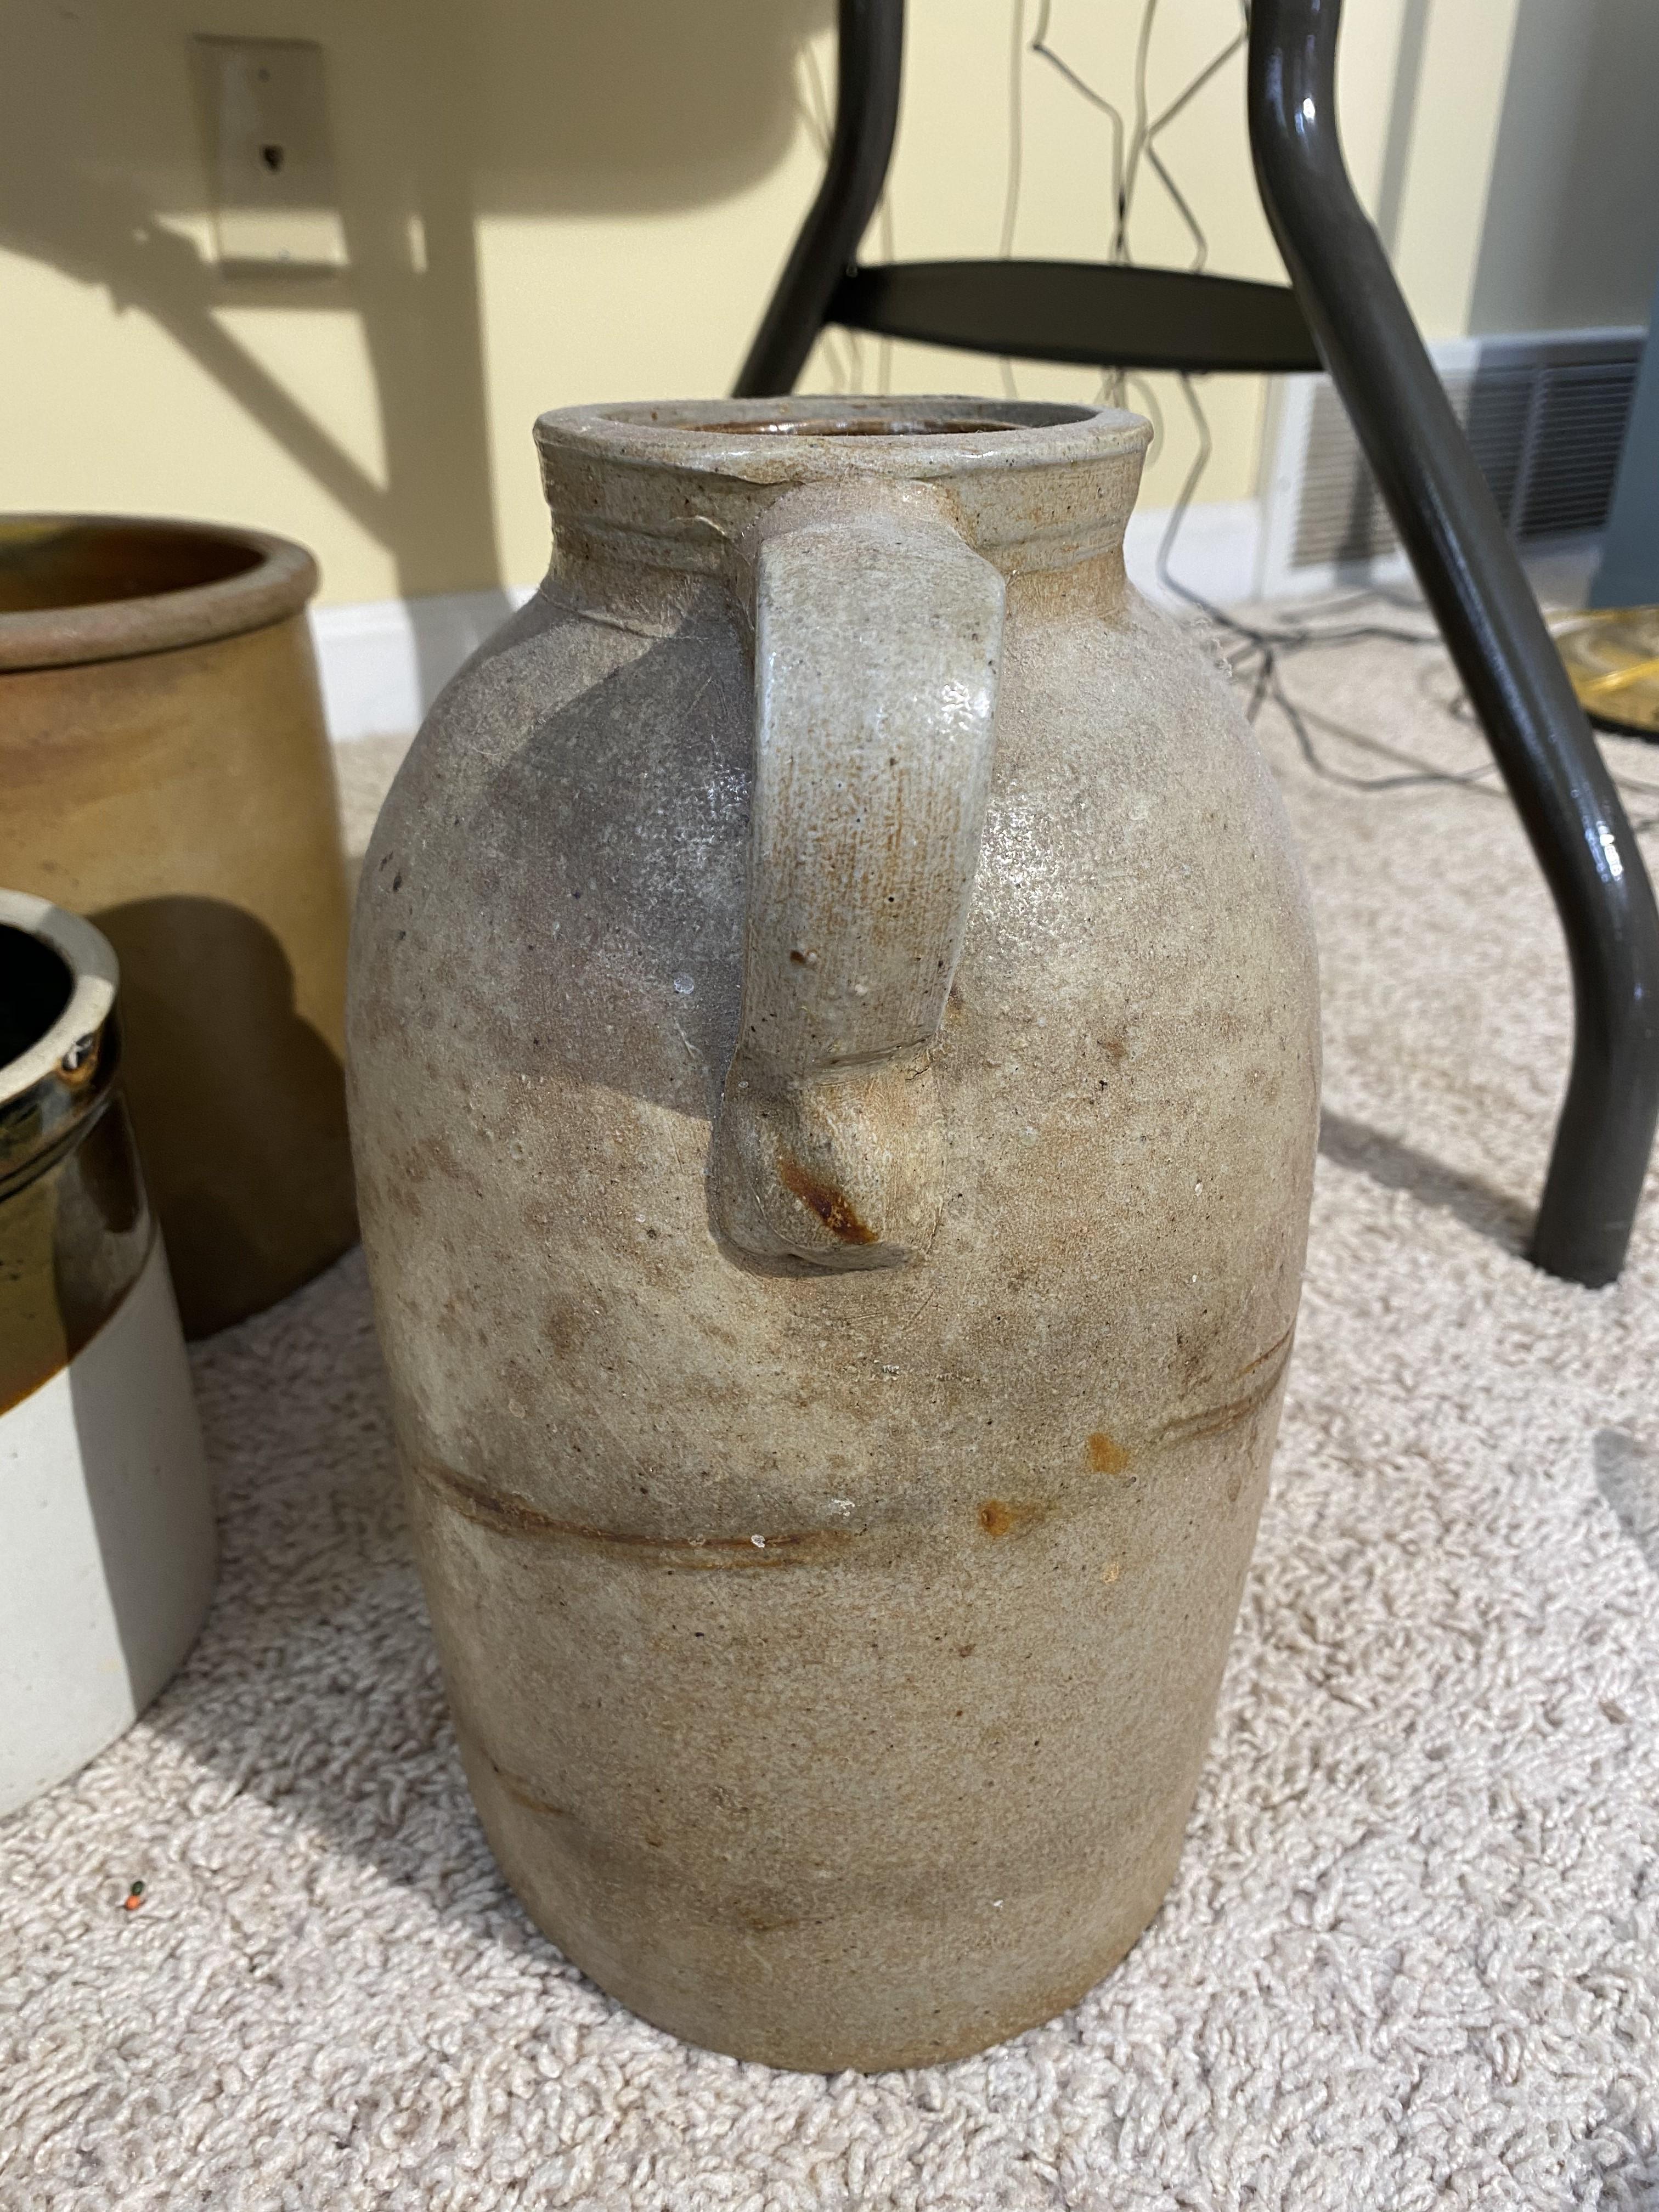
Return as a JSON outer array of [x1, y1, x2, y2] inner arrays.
[[1249, 0, 1659, 1286], [733, 0, 905, 397]]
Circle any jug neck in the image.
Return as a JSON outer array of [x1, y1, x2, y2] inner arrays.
[[534, 397, 1151, 623]]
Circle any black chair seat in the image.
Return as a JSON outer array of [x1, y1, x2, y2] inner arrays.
[[829, 259, 1321, 376]]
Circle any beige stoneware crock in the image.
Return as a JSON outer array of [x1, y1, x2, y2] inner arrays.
[[347, 396, 1320, 2071], [0, 515, 356, 1338]]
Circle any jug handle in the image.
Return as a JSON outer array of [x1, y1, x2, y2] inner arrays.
[[710, 482, 1005, 1270]]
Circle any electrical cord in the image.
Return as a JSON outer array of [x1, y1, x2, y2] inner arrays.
[[803, 3, 1651, 832], [1151, 377, 1496, 794], [1011, 3, 1656, 821]]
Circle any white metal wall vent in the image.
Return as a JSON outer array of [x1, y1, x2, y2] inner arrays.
[[1259, 328, 1644, 599]]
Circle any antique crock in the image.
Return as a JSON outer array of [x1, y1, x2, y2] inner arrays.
[[0, 888, 215, 1813], [347, 396, 1320, 2070], [0, 515, 356, 1336]]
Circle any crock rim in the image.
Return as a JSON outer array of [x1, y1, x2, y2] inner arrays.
[[0, 515, 318, 672]]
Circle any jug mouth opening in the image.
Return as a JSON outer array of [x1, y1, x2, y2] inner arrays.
[[610, 408, 1076, 440], [535, 396, 1152, 578], [568, 396, 1112, 447], [682, 415, 1032, 437]]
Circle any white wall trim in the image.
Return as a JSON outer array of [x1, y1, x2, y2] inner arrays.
[[1257, 325, 1643, 601], [1125, 499, 1263, 613], [310, 586, 534, 742], [311, 510, 1266, 742]]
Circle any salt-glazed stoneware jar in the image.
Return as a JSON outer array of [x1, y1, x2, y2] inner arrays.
[[0, 889, 215, 1815], [348, 396, 1320, 2071]]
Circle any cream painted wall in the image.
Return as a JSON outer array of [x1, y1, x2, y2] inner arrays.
[[1385, 0, 1525, 337], [0, 0, 1553, 607]]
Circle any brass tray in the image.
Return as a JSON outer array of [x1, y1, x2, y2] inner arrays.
[[1554, 606, 1659, 740]]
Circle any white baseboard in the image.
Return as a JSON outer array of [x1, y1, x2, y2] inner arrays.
[[310, 507, 1265, 743], [311, 499, 1602, 752], [1124, 499, 1263, 612], [309, 586, 534, 742]]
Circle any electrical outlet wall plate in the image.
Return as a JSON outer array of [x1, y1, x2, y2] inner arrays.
[[192, 35, 347, 271]]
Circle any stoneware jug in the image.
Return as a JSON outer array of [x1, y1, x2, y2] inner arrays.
[[1, 888, 215, 1815], [348, 396, 1320, 2072]]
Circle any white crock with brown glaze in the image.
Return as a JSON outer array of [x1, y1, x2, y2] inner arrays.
[[0, 890, 214, 1814], [347, 396, 1319, 2071]]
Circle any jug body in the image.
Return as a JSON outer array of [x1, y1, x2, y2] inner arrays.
[[347, 398, 1319, 2070]]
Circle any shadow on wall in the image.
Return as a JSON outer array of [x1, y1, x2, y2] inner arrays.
[[0, 0, 832, 605]]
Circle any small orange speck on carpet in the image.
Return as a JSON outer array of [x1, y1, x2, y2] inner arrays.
[[122, 1881, 145, 1912]]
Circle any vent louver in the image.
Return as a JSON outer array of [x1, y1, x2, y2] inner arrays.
[[1269, 330, 1643, 586]]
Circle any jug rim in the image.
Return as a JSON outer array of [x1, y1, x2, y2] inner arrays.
[[534, 397, 1153, 578], [535, 394, 1149, 477]]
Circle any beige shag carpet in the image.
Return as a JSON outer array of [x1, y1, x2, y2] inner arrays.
[[5, 597, 1659, 2211]]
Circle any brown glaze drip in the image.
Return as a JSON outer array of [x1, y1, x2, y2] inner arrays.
[[775, 1155, 877, 1244], [1149, 1331, 1296, 1449], [1086, 1431, 1131, 1474], [977, 1499, 1048, 1539]]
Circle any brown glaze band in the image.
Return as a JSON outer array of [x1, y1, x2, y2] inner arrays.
[[414, 1329, 1294, 1570], [417, 1455, 860, 1568], [1, 893, 151, 1412]]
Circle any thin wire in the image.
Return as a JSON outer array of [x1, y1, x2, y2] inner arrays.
[[1000, 0, 1027, 259], [1030, 0, 1126, 271], [1118, 0, 1160, 265], [799, 41, 860, 394], [1015, 8, 1449, 684], [1002, 2, 1655, 828], [999, 0, 1027, 401], [1147, 22, 1248, 139], [1124, 371, 1165, 452], [1153, 378, 1503, 794], [1019, 0, 1238, 391], [1134, 4, 1250, 274]]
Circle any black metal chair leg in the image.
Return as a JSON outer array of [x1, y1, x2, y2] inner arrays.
[[735, 0, 905, 398], [738, 0, 1659, 1282], [1249, 0, 1659, 1286]]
